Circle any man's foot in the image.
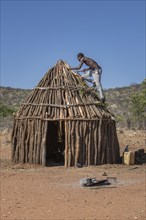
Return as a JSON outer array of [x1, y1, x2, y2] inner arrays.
[[100, 98, 105, 103], [93, 81, 96, 87]]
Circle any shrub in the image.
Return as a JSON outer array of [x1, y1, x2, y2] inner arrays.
[[0, 102, 17, 117]]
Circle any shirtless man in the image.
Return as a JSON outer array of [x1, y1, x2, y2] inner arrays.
[[70, 53, 105, 103]]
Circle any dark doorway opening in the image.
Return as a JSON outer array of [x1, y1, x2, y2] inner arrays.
[[46, 121, 65, 166]]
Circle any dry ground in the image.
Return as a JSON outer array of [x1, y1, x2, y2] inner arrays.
[[0, 129, 146, 220]]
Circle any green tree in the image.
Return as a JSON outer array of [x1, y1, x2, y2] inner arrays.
[[0, 102, 16, 117], [130, 79, 146, 129]]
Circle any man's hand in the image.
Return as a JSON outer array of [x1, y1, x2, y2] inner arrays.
[[77, 69, 85, 73]]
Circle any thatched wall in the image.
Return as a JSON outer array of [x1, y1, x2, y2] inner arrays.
[[11, 118, 120, 166], [65, 119, 119, 166], [12, 119, 119, 167]]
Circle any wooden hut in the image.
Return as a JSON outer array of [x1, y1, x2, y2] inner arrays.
[[11, 60, 120, 167]]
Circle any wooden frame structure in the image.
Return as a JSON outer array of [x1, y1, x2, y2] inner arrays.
[[11, 60, 120, 166]]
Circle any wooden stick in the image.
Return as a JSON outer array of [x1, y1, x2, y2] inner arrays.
[[65, 121, 68, 167], [42, 120, 47, 166]]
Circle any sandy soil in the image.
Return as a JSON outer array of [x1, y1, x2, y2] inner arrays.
[[0, 129, 146, 220]]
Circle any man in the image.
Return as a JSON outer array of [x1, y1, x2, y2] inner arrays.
[[70, 53, 105, 103]]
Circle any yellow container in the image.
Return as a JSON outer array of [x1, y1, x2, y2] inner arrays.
[[123, 151, 135, 165]]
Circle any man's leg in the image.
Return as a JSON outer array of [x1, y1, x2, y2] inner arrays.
[[93, 70, 105, 101], [81, 70, 94, 84]]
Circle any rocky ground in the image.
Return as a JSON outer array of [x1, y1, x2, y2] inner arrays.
[[1, 129, 146, 220]]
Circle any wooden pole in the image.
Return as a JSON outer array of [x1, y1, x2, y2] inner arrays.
[[42, 120, 48, 166]]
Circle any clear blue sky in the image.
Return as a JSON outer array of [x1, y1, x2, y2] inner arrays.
[[1, 0, 145, 89]]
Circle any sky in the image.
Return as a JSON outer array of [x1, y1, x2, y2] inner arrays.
[[1, 0, 145, 89]]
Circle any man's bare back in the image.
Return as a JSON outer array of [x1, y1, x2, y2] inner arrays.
[[82, 56, 101, 70]]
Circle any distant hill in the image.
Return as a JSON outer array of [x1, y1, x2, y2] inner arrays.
[[0, 83, 142, 130]]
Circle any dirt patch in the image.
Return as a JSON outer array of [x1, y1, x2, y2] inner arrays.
[[0, 130, 146, 220], [117, 129, 146, 154]]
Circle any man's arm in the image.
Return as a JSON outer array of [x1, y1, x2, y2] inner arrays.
[[82, 67, 91, 71], [70, 61, 84, 70]]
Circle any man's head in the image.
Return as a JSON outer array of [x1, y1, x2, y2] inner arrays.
[[77, 53, 84, 61]]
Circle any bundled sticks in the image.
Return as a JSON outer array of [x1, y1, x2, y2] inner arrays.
[[64, 120, 120, 167]]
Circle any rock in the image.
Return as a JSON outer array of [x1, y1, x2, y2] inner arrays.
[[1, 128, 9, 134]]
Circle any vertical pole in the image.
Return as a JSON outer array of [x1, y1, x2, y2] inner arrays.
[[42, 120, 48, 166]]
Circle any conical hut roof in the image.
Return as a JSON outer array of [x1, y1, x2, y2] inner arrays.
[[12, 60, 120, 166], [16, 60, 113, 121]]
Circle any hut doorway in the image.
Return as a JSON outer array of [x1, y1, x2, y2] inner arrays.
[[46, 121, 65, 166]]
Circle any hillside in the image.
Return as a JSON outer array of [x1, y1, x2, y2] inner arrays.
[[0, 83, 143, 130], [105, 84, 142, 128]]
